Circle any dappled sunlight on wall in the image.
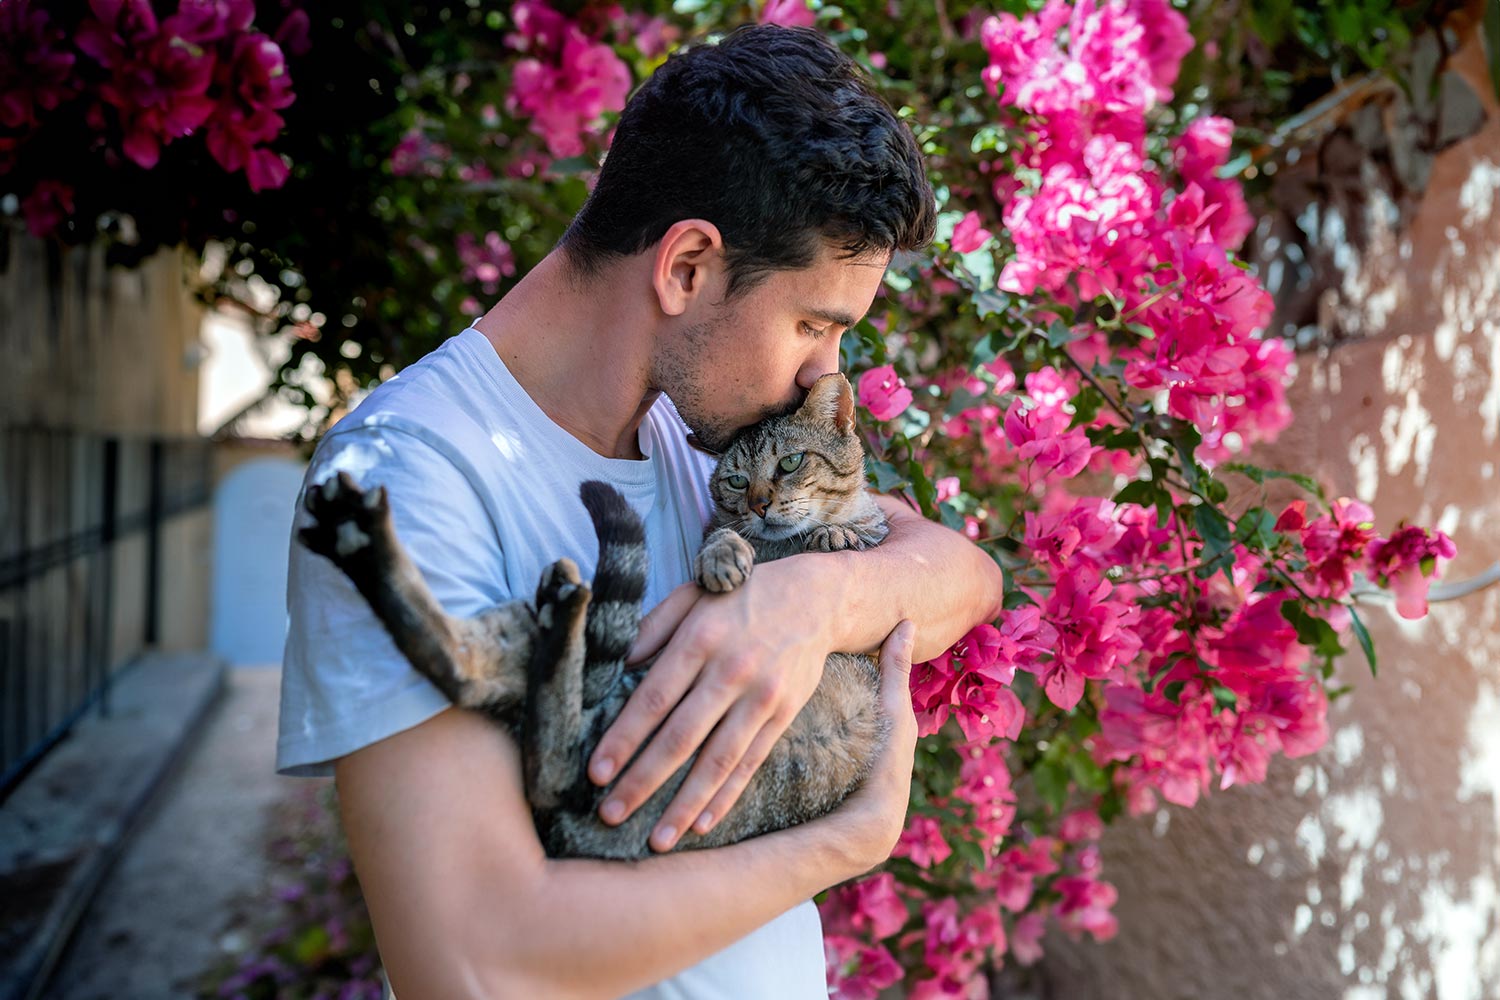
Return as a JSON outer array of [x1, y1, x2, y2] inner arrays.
[[1039, 19, 1499, 1000]]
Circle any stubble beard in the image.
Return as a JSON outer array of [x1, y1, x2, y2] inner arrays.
[[651, 317, 786, 455], [651, 321, 738, 453]]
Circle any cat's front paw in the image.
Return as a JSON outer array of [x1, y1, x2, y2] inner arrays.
[[298, 471, 396, 571], [808, 524, 865, 552], [695, 529, 755, 593]]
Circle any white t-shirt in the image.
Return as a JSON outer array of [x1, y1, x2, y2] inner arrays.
[[276, 325, 827, 999]]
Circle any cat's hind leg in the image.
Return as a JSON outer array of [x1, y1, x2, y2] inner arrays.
[[299, 471, 534, 716], [525, 558, 593, 811]]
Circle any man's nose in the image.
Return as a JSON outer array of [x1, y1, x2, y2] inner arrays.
[[796, 338, 844, 391], [749, 493, 770, 518]]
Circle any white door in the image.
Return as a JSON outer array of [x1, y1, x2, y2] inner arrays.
[[211, 456, 306, 665]]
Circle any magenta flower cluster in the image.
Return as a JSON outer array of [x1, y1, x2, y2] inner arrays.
[[504, 0, 632, 159], [0, 0, 304, 238], [819, 0, 1457, 991]]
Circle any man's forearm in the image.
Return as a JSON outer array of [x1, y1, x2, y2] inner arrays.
[[488, 815, 866, 998], [820, 495, 1004, 662]]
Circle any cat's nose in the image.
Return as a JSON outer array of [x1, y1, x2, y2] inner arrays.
[[749, 495, 770, 518]]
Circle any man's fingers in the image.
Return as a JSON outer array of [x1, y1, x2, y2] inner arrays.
[[879, 620, 918, 734], [647, 702, 774, 851], [690, 718, 782, 839], [628, 582, 701, 665], [588, 640, 698, 786], [596, 678, 737, 825]]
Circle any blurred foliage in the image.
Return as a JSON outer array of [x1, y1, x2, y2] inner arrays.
[[6, 0, 1481, 435]]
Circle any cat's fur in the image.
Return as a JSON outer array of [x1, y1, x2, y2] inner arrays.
[[298, 373, 890, 860]]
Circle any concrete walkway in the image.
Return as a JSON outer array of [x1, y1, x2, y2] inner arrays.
[[39, 666, 325, 1000]]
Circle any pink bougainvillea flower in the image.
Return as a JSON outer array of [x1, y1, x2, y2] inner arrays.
[[824, 936, 903, 1000], [457, 231, 518, 295], [950, 210, 993, 253], [0, 0, 78, 131], [893, 815, 953, 868], [1054, 874, 1119, 941], [1300, 497, 1378, 599], [857, 364, 913, 421], [507, 25, 631, 158], [1002, 398, 1098, 482], [760, 0, 818, 28], [20, 180, 75, 238], [1010, 912, 1047, 965], [1366, 524, 1458, 619]]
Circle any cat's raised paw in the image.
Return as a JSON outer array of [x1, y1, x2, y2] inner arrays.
[[695, 529, 755, 593]]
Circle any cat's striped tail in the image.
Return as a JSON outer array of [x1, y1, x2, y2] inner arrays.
[[578, 481, 647, 705]]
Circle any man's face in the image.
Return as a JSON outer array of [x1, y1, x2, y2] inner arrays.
[[653, 244, 890, 452]]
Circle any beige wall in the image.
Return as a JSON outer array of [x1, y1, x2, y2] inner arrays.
[[0, 237, 202, 435], [1040, 26, 1500, 1000], [1, 233, 211, 669]]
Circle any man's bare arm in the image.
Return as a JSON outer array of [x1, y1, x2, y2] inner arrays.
[[822, 492, 1004, 661], [336, 623, 918, 1000], [587, 495, 1001, 850]]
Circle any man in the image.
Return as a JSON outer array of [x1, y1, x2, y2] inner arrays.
[[277, 24, 1003, 999]]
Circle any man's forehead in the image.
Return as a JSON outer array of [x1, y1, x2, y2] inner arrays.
[[788, 247, 890, 316]]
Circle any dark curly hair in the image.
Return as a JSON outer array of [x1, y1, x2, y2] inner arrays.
[[557, 24, 935, 298]]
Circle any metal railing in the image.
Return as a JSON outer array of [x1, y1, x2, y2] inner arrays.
[[0, 428, 211, 798]]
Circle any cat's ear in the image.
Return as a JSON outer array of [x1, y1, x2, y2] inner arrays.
[[800, 372, 856, 435]]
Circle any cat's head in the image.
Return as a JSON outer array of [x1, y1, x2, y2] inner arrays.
[[708, 373, 867, 541]]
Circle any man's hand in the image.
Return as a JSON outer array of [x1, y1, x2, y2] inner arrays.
[[587, 552, 841, 852], [823, 620, 919, 875]]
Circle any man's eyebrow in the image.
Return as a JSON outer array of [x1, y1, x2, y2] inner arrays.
[[804, 306, 861, 329]]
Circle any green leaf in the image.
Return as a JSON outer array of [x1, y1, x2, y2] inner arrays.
[[1349, 606, 1378, 678], [1046, 318, 1085, 347], [1068, 386, 1105, 429], [972, 288, 1010, 319], [908, 458, 937, 513], [1220, 462, 1327, 502], [1033, 757, 1068, 812], [952, 836, 987, 871], [868, 458, 907, 493], [1193, 504, 1233, 562], [292, 925, 332, 966], [1282, 600, 1346, 672], [1003, 589, 1037, 609], [1162, 679, 1187, 704], [1067, 751, 1110, 793], [938, 501, 968, 534], [1234, 507, 1281, 551], [1114, 479, 1162, 508], [1209, 681, 1239, 711], [548, 156, 597, 175]]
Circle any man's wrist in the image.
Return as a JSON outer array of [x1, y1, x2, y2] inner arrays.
[[795, 549, 859, 652]]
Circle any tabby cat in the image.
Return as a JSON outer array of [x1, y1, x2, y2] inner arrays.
[[298, 372, 890, 860]]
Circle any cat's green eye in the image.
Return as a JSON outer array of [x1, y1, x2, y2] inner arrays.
[[725, 473, 749, 490], [778, 453, 805, 474]]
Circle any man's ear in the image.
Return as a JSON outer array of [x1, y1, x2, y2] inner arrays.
[[799, 372, 856, 435], [652, 219, 726, 317]]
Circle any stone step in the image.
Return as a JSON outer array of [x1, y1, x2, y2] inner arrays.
[[0, 652, 226, 1000]]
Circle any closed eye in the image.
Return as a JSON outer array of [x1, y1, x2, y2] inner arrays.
[[800, 321, 832, 339]]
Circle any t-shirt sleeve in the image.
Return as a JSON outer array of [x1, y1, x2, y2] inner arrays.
[[275, 424, 511, 777]]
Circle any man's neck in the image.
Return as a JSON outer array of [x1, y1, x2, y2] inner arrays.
[[473, 251, 659, 461]]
